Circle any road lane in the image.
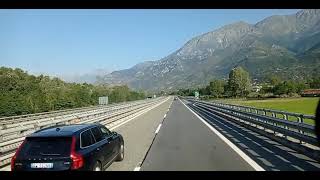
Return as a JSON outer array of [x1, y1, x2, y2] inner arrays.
[[188, 100, 320, 171], [140, 99, 255, 171], [106, 97, 173, 171]]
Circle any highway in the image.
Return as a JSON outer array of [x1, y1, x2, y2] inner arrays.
[[1, 96, 320, 171], [140, 98, 256, 171], [109, 97, 320, 171]]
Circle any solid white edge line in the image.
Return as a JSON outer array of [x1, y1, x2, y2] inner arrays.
[[179, 99, 265, 171], [164, 114, 167, 118], [155, 124, 162, 134], [133, 167, 141, 171]]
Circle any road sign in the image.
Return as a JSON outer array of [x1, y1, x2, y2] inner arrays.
[[98, 96, 108, 105], [194, 91, 199, 99]]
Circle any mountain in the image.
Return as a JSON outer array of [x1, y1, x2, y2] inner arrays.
[[101, 9, 320, 92], [61, 68, 111, 84]]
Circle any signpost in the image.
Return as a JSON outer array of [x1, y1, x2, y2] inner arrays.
[[194, 91, 199, 99], [98, 96, 108, 105]]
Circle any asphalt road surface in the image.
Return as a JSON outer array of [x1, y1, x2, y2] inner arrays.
[[106, 97, 173, 171], [187, 100, 320, 171], [140, 99, 256, 171], [140, 98, 320, 171], [3, 96, 319, 171]]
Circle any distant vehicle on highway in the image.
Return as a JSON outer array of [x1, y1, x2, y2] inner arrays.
[[11, 123, 124, 171]]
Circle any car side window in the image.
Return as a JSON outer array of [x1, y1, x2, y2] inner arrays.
[[100, 126, 111, 138], [91, 127, 104, 142], [81, 130, 95, 148]]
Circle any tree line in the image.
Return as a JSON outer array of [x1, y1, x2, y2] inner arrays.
[[173, 66, 320, 99], [0, 67, 145, 117]]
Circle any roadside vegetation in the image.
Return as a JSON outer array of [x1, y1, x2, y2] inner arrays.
[[217, 98, 319, 115], [171, 66, 320, 116], [0, 67, 145, 117]]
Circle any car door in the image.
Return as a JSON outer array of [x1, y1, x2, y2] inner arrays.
[[99, 126, 117, 157], [90, 127, 113, 167], [79, 129, 98, 170]]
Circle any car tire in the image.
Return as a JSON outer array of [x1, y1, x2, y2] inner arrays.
[[93, 161, 102, 171], [115, 143, 124, 161]]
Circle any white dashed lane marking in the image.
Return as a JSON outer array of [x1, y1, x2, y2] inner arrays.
[[155, 124, 162, 134]]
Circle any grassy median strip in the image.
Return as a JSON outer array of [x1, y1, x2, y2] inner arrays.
[[212, 97, 319, 125]]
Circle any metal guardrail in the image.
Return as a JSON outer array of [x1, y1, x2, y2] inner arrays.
[[0, 105, 105, 122], [185, 99, 318, 148], [0, 100, 147, 125], [0, 100, 148, 131], [214, 101, 316, 123], [0, 97, 169, 168]]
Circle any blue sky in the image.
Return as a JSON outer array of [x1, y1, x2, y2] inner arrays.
[[0, 9, 299, 77]]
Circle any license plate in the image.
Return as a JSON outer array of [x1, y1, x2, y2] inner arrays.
[[30, 163, 53, 169]]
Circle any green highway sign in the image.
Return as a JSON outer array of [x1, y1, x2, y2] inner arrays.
[[194, 91, 199, 99]]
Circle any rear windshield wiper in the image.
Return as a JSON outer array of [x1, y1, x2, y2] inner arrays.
[[40, 152, 61, 156]]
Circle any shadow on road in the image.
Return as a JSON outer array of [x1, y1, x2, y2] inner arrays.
[[187, 101, 320, 171]]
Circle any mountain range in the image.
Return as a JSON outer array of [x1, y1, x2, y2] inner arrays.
[[99, 9, 320, 92], [60, 68, 111, 84]]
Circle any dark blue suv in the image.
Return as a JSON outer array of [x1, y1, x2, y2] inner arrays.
[[11, 123, 124, 171]]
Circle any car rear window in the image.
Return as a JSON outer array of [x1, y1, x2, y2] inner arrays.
[[18, 137, 72, 157]]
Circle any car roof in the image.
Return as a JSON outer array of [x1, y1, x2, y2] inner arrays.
[[27, 123, 100, 138]]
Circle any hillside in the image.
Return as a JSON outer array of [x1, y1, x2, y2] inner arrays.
[[100, 9, 320, 92]]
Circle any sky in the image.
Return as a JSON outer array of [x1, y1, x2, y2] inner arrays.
[[0, 9, 300, 78]]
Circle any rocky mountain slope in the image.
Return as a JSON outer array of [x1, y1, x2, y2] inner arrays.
[[101, 9, 320, 92]]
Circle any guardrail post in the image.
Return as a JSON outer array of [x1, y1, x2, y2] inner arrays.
[[0, 130, 3, 142], [283, 114, 288, 139], [271, 112, 276, 134], [297, 115, 304, 144], [262, 110, 267, 127], [34, 124, 39, 131]]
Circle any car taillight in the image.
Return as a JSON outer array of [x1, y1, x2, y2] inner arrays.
[[11, 155, 16, 171], [70, 136, 84, 170], [11, 139, 26, 171]]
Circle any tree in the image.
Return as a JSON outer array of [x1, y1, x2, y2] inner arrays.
[[260, 84, 273, 94], [208, 79, 225, 98], [308, 77, 320, 89], [269, 75, 282, 86], [273, 81, 296, 95], [0, 67, 146, 117], [295, 81, 309, 94], [198, 87, 209, 96], [227, 67, 251, 97]]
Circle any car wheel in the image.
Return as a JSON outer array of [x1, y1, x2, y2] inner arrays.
[[116, 143, 124, 161], [93, 161, 102, 171]]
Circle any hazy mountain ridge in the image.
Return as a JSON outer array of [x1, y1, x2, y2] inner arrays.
[[101, 9, 320, 92]]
